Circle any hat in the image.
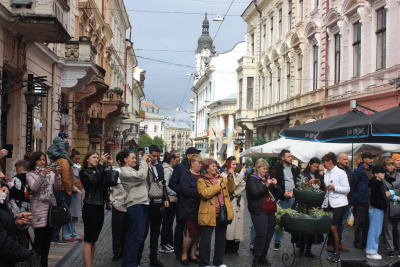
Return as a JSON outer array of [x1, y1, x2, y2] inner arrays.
[[58, 131, 69, 139], [392, 153, 400, 161], [373, 165, 386, 174], [186, 147, 201, 155], [361, 152, 375, 159]]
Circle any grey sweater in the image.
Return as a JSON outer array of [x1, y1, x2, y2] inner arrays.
[[120, 161, 149, 208]]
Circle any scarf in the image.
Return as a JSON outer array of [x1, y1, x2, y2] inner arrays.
[[203, 171, 225, 215], [35, 167, 53, 201]]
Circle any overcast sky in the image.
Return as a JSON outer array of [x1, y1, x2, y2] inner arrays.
[[125, 0, 250, 124]]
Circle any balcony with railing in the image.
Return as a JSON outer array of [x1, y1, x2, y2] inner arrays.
[[1, 0, 71, 43]]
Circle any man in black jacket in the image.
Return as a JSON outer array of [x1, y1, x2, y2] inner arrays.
[[273, 150, 300, 251], [169, 147, 200, 260], [139, 145, 169, 267]]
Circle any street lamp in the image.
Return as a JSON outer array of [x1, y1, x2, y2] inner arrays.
[[57, 97, 86, 122], [74, 107, 84, 121], [24, 92, 39, 107]]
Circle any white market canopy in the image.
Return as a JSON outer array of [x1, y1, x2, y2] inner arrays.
[[238, 138, 400, 162]]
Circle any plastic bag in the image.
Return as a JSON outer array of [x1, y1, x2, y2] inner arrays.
[[346, 211, 355, 226]]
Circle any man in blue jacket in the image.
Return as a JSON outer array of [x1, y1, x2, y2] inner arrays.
[[169, 147, 200, 260], [353, 152, 374, 249]]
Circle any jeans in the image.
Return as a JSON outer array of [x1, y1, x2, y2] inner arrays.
[[198, 222, 227, 267], [139, 203, 163, 261], [354, 204, 369, 246], [121, 204, 148, 267], [251, 211, 276, 259], [274, 198, 295, 244], [338, 205, 350, 245], [250, 224, 256, 247], [366, 206, 384, 255], [174, 199, 185, 255], [62, 217, 79, 240], [52, 190, 72, 241]]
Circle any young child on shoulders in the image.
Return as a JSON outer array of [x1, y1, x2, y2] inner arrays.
[[47, 131, 74, 166]]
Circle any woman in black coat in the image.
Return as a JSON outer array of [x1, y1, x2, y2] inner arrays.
[[0, 164, 32, 267], [246, 158, 283, 267], [179, 154, 203, 265], [79, 151, 109, 267]]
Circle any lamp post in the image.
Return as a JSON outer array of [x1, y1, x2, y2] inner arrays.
[[24, 91, 39, 153]]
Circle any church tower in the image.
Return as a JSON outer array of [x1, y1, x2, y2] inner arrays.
[[195, 13, 216, 84]]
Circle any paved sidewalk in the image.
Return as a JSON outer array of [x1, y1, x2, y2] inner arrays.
[[48, 198, 400, 267]]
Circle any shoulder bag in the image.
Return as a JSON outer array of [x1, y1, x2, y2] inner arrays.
[[209, 178, 231, 225], [148, 168, 163, 199], [48, 195, 72, 227], [164, 166, 178, 203], [104, 169, 119, 188], [383, 181, 400, 219]]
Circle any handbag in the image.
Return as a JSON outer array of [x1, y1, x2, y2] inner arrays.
[[148, 169, 163, 199], [210, 178, 231, 225], [14, 235, 39, 267], [104, 169, 119, 188], [48, 200, 72, 227], [383, 182, 400, 219]]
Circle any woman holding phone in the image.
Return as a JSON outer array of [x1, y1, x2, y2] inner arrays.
[[295, 157, 324, 257], [222, 156, 247, 255], [246, 158, 283, 267], [80, 151, 109, 267], [26, 151, 61, 267]]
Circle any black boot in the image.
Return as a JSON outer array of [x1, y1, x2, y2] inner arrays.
[[252, 259, 260, 267], [150, 258, 164, 267]]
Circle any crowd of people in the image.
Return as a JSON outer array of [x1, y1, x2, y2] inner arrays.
[[1, 130, 400, 267]]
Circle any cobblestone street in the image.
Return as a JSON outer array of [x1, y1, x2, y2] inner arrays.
[[50, 194, 400, 267]]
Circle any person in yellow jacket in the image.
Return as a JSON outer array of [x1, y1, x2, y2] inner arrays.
[[197, 158, 235, 267]]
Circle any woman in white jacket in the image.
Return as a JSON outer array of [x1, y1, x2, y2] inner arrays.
[[321, 152, 350, 263]]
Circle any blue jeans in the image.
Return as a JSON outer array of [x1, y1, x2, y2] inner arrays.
[[62, 217, 79, 240], [274, 198, 295, 244], [366, 206, 384, 255], [250, 224, 256, 247], [122, 204, 148, 267], [52, 190, 72, 241]]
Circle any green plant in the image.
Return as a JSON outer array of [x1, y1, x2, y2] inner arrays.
[[297, 180, 322, 193]]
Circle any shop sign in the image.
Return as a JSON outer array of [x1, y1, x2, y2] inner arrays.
[[104, 139, 116, 146], [89, 135, 102, 144]]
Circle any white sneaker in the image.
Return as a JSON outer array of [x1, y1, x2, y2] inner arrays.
[[366, 254, 382, 260], [216, 265, 227, 267]]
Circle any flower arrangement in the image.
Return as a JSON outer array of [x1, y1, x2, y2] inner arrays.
[[297, 180, 322, 193]]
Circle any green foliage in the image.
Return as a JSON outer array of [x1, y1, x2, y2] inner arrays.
[[114, 87, 123, 96], [139, 133, 153, 147], [139, 134, 165, 150], [153, 136, 164, 148]]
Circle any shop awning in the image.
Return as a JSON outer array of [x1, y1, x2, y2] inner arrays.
[[217, 144, 227, 155], [254, 115, 289, 128]]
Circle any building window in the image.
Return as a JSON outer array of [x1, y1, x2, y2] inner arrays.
[[152, 108, 154, 113], [262, 75, 266, 107], [334, 34, 341, 84], [263, 24, 266, 51], [297, 54, 302, 94], [288, 0, 292, 30], [279, 9, 282, 37], [376, 8, 386, 70], [286, 61, 291, 99], [299, 0, 303, 21], [314, 0, 319, 8], [313, 45, 318, 90], [269, 70, 273, 104], [353, 22, 361, 77], [239, 79, 243, 109], [270, 17, 274, 46], [251, 33, 255, 56], [154, 125, 157, 132], [277, 67, 281, 101], [247, 77, 254, 109]]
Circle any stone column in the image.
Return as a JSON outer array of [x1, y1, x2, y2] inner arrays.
[[218, 115, 225, 164], [214, 116, 219, 160]]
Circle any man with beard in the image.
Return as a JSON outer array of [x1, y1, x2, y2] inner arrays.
[[273, 150, 300, 251], [353, 152, 374, 249]]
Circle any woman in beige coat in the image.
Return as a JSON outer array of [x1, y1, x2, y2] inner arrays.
[[223, 156, 246, 255]]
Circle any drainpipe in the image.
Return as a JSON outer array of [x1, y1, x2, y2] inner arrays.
[[253, 0, 262, 132], [325, 0, 329, 100]]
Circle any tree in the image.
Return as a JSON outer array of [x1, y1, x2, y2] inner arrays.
[[139, 133, 153, 147], [153, 136, 165, 149]]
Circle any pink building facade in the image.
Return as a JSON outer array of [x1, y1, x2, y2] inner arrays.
[[324, 0, 400, 116]]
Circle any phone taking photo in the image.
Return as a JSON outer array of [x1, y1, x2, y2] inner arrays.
[[227, 160, 232, 171]]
